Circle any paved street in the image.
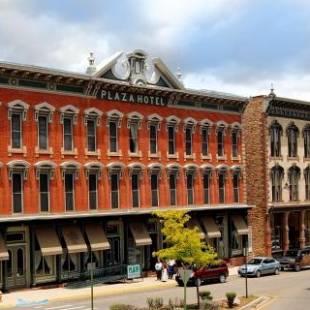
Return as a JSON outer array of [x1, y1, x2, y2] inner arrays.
[[9, 269, 310, 310]]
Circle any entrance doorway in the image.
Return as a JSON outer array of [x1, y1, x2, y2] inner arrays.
[[7, 246, 26, 288]]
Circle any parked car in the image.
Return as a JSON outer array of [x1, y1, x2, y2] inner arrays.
[[175, 262, 229, 286], [238, 257, 280, 277], [278, 247, 310, 271]]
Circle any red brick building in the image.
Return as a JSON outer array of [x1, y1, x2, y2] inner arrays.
[[0, 50, 249, 290]]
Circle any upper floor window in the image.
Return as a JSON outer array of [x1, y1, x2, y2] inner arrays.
[[128, 163, 144, 208], [34, 161, 56, 213], [107, 163, 124, 209], [216, 123, 227, 157], [107, 110, 123, 153], [84, 162, 103, 210], [60, 105, 79, 152], [231, 124, 241, 158], [8, 160, 30, 214], [7, 100, 29, 150], [63, 117, 73, 151], [60, 161, 80, 211], [305, 167, 310, 200], [149, 164, 162, 207], [167, 164, 180, 206], [166, 116, 180, 156], [287, 123, 299, 158], [185, 165, 197, 205], [217, 166, 227, 203], [271, 165, 284, 202], [270, 121, 282, 157], [288, 166, 300, 201], [148, 114, 162, 155], [232, 167, 241, 203], [303, 125, 310, 158], [127, 112, 143, 154], [84, 107, 102, 153], [184, 118, 197, 156], [202, 168, 212, 204], [34, 102, 55, 151]]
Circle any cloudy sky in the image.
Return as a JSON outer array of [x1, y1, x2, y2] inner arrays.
[[1, 0, 310, 99]]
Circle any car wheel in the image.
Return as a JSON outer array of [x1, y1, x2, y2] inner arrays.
[[219, 274, 227, 283], [294, 265, 301, 272], [274, 268, 280, 275], [256, 270, 261, 278]]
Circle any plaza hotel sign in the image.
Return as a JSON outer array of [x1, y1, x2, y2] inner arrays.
[[98, 89, 167, 106]]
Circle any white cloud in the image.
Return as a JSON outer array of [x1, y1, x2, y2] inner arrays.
[[184, 71, 310, 101], [0, 1, 111, 72]]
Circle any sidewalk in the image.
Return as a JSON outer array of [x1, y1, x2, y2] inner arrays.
[[0, 267, 239, 308]]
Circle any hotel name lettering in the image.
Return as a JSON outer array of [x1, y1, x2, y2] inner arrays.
[[98, 90, 167, 106]]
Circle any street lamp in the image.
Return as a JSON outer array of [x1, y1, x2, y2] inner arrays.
[[243, 246, 248, 299], [90, 250, 94, 310]]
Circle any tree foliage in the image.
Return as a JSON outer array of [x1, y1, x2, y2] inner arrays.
[[154, 210, 218, 267]]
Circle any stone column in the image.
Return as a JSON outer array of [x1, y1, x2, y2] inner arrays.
[[283, 211, 290, 251], [299, 210, 306, 249], [265, 214, 272, 256]]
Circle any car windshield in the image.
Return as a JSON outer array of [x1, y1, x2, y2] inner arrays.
[[247, 258, 262, 265], [285, 250, 298, 257]]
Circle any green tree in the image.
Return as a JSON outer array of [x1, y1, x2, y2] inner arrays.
[[154, 210, 218, 309]]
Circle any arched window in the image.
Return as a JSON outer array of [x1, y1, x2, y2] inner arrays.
[[305, 167, 310, 201], [287, 123, 299, 158], [288, 166, 300, 201], [216, 165, 228, 203], [271, 165, 284, 202], [303, 125, 310, 159], [270, 121, 282, 157]]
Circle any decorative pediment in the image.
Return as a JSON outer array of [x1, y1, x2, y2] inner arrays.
[[93, 50, 184, 90]]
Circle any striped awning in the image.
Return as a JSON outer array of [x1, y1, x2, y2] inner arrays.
[[188, 218, 206, 239], [85, 223, 110, 251], [36, 226, 63, 256], [62, 225, 88, 254], [232, 215, 249, 235], [129, 223, 152, 246], [201, 217, 221, 239]]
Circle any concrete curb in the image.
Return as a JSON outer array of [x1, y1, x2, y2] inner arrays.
[[238, 296, 274, 310]]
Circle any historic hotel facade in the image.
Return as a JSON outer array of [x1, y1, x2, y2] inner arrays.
[[244, 94, 310, 256], [0, 50, 250, 290]]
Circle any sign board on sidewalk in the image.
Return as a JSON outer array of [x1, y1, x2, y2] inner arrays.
[[178, 268, 192, 284], [127, 264, 141, 279]]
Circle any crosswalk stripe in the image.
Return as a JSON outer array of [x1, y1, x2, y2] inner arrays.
[[45, 306, 74, 310], [58, 306, 88, 310]]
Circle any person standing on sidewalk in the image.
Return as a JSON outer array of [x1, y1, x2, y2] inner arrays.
[[155, 260, 163, 280], [161, 262, 168, 282]]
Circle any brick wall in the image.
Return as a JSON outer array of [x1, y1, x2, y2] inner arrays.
[[243, 96, 270, 256]]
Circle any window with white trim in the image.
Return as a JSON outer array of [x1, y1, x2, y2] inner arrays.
[[186, 172, 194, 205], [39, 172, 50, 212], [88, 173, 98, 210], [149, 124, 158, 154], [11, 113, 22, 149], [12, 172, 23, 213], [201, 127, 209, 156], [63, 117, 73, 151], [218, 169, 226, 203], [270, 121, 282, 157], [287, 123, 299, 158], [305, 167, 310, 200], [111, 173, 120, 209], [304, 125, 310, 158], [64, 172, 74, 211], [168, 125, 176, 155], [288, 166, 300, 201], [131, 173, 140, 208], [217, 127, 225, 157], [169, 173, 177, 206], [271, 165, 284, 202], [38, 115, 48, 150], [232, 170, 241, 203], [87, 119, 96, 152], [109, 121, 118, 152], [203, 170, 211, 204], [150, 173, 159, 207]]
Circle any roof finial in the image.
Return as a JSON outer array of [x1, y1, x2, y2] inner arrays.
[[86, 52, 96, 75], [269, 83, 276, 97]]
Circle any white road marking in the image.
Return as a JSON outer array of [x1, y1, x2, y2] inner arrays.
[[45, 305, 74, 310]]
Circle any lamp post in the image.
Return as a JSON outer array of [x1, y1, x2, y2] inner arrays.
[[90, 250, 94, 310], [243, 246, 248, 299]]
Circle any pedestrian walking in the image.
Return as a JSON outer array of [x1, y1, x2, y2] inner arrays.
[[161, 262, 168, 282], [155, 260, 163, 280]]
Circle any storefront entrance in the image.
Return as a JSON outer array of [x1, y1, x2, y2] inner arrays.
[[7, 245, 26, 288]]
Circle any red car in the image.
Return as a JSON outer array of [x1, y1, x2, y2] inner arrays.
[[175, 262, 229, 286]]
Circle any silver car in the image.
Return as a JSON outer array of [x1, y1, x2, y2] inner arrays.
[[238, 257, 280, 278]]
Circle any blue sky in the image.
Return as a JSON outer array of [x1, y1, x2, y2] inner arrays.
[[1, 0, 310, 99]]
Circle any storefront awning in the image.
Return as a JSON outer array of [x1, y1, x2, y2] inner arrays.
[[232, 215, 249, 235], [129, 223, 152, 246], [0, 233, 9, 260], [201, 217, 221, 239], [188, 218, 206, 239], [85, 223, 110, 251], [35, 227, 63, 256], [62, 225, 88, 254]]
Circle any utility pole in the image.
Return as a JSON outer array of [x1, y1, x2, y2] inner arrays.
[[244, 247, 248, 298]]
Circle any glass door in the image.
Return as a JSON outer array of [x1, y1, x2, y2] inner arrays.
[[7, 246, 26, 288]]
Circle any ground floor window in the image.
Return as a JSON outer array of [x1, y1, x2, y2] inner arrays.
[[83, 251, 102, 270], [62, 253, 79, 273], [35, 252, 53, 276], [104, 237, 121, 266], [271, 213, 283, 252]]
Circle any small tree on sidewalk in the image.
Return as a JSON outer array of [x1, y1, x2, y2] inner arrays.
[[154, 210, 218, 309]]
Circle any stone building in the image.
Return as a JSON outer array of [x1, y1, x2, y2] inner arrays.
[[0, 50, 250, 290], [244, 93, 310, 256]]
